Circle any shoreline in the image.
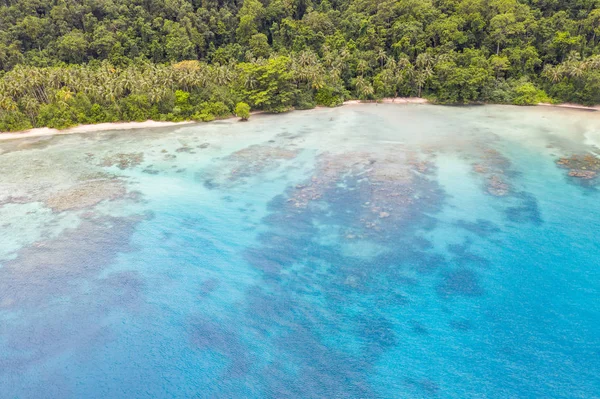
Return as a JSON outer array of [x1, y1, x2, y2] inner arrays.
[[0, 120, 196, 142], [343, 97, 429, 105], [536, 102, 600, 111], [1, 98, 597, 141]]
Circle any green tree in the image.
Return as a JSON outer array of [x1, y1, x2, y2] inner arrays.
[[249, 33, 271, 58], [235, 101, 251, 120], [237, 56, 296, 112], [236, 0, 265, 45], [2, 0, 600, 131], [164, 21, 195, 61], [512, 81, 549, 105], [56, 30, 88, 63]]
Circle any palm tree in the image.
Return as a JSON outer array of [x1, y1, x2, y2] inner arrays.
[[357, 59, 370, 76], [543, 64, 564, 83], [212, 64, 233, 86], [377, 48, 387, 67], [414, 71, 427, 97], [568, 62, 586, 79], [415, 53, 434, 70], [354, 76, 374, 99], [585, 55, 600, 70], [413, 54, 435, 97], [20, 95, 40, 125], [0, 95, 18, 112]]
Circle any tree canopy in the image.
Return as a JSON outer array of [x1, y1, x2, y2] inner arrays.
[[1, 0, 600, 130]]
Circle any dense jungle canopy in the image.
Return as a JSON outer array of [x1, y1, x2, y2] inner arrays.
[[1, 0, 600, 130]]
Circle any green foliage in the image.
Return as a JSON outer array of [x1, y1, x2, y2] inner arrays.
[[353, 76, 375, 100], [37, 102, 78, 129], [485, 79, 517, 104], [249, 34, 271, 59], [293, 89, 317, 110], [174, 90, 193, 118], [193, 101, 231, 121], [315, 87, 343, 107], [0, 109, 32, 132], [56, 31, 88, 64], [543, 56, 600, 105], [89, 103, 115, 123], [237, 56, 296, 112], [433, 50, 494, 103], [119, 95, 153, 122], [235, 102, 251, 121], [164, 21, 196, 62], [512, 82, 550, 105], [1, 0, 600, 131]]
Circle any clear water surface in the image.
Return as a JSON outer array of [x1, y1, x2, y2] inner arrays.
[[0, 104, 599, 398]]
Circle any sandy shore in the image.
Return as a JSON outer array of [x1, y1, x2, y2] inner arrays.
[[0, 120, 195, 141], [537, 102, 600, 111], [1, 100, 422, 141], [1, 98, 598, 141], [344, 97, 429, 105]]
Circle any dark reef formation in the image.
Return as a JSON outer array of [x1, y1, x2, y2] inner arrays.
[[556, 153, 600, 181], [45, 179, 127, 211], [472, 148, 512, 197], [201, 145, 299, 188], [100, 152, 145, 170]]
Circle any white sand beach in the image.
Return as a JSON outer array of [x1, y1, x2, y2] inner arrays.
[[1, 99, 598, 142], [0, 120, 195, 141]]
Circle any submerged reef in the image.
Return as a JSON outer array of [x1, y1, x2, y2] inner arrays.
[[0, 156, 135, 214], [556, 153, 600, 181], [286, 148, 440, 239], [288, 151, 375, 209], [0, 214, 145, 371], [233, 144, 453, 397], [472, 148, 511, 196], [45, 179, 128, 211], [3, 106, 600, 398], [201, 145, 299, 188], [101, 152, 145, 169]]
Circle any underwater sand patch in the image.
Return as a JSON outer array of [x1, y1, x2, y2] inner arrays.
[[45, 179, 127, 211]]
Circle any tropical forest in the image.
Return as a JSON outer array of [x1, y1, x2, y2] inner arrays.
[[1, 0, 600, 131]]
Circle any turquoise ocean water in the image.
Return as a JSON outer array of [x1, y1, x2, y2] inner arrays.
[[0, 104, 599, 398]]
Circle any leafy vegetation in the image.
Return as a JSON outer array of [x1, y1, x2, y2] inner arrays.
[[235, 102, 251, 121], [1, 0, 600, 130]]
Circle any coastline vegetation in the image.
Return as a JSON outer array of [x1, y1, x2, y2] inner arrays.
[[1, 0, 600, 131], [235, 101, 251, 121]]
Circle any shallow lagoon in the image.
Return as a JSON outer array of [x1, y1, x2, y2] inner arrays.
[[1, 104, 599, 398]]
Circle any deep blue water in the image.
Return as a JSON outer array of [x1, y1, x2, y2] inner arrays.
[[0, 104, 599, 398]]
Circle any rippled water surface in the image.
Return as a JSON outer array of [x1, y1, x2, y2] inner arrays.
[[1, 104, 599, 398]]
